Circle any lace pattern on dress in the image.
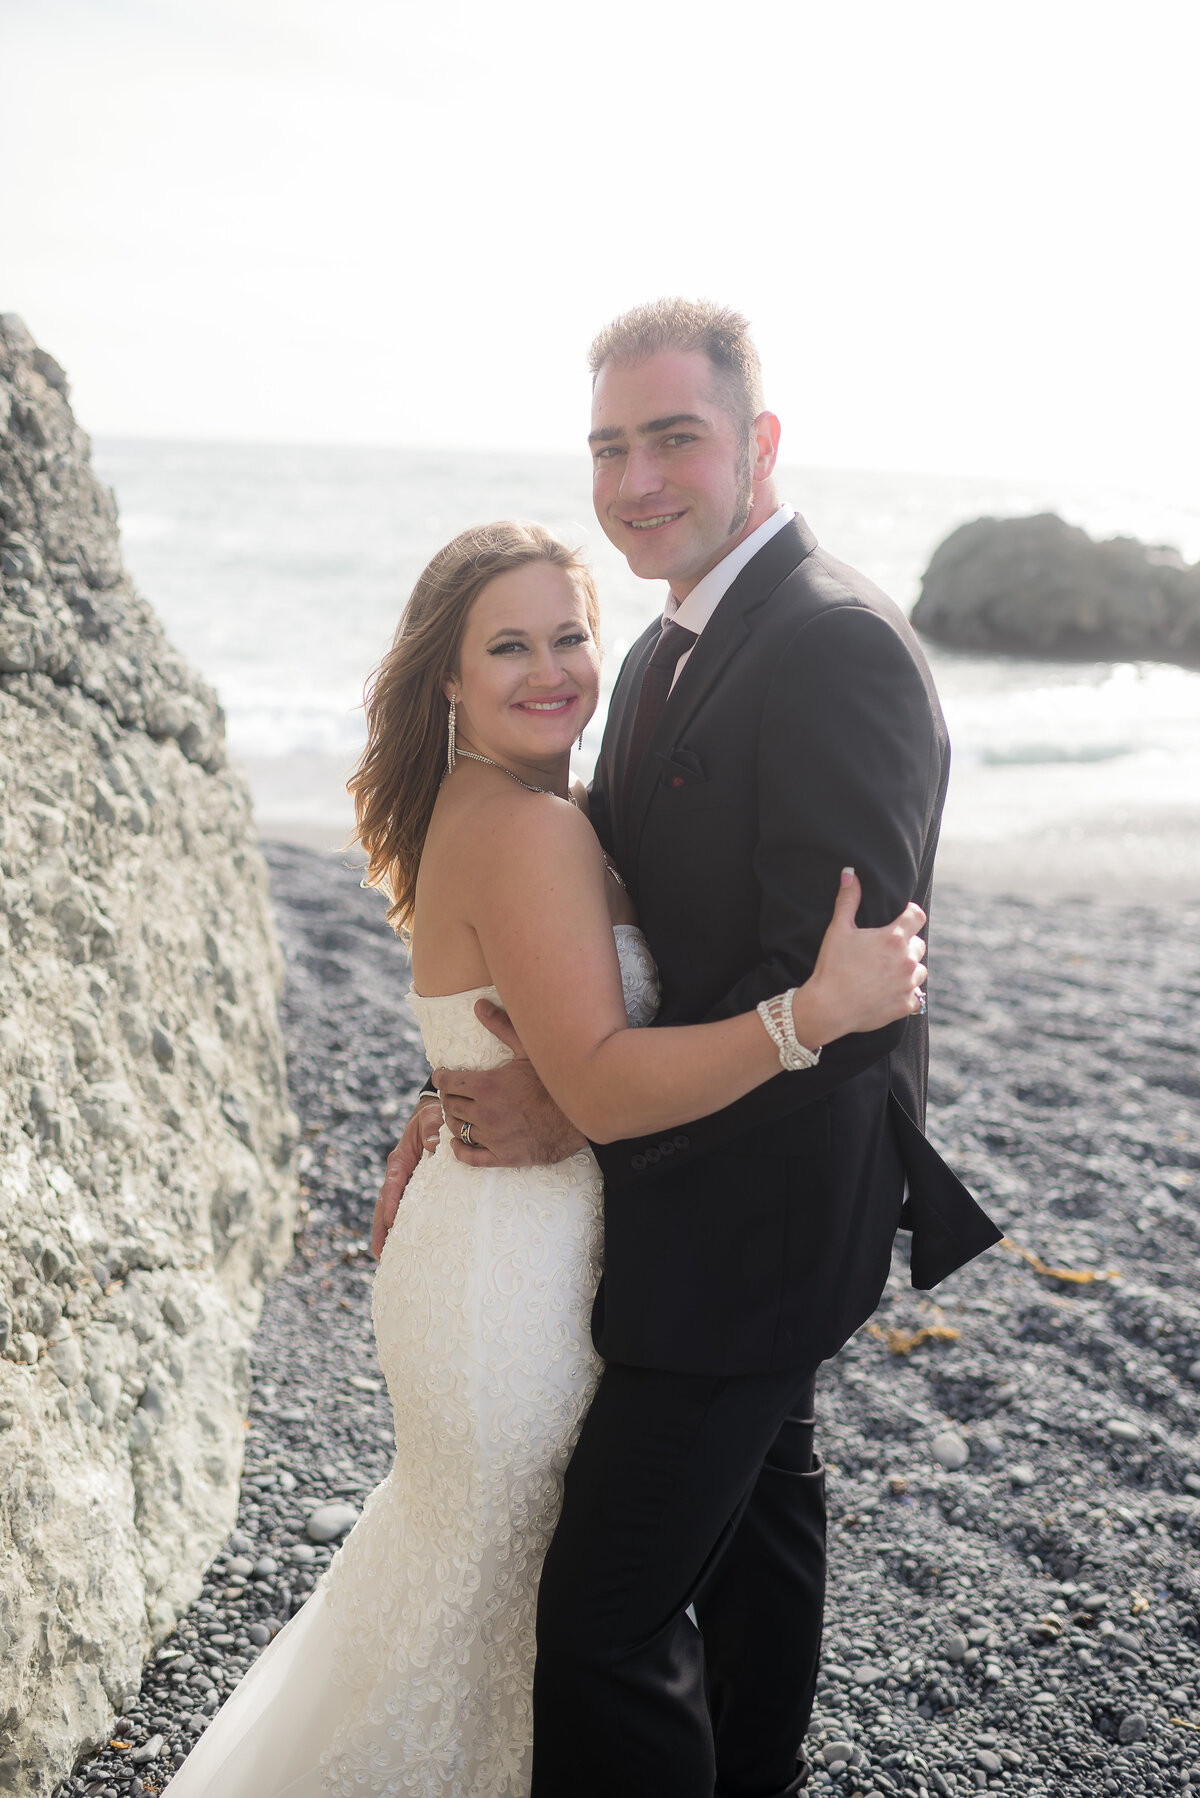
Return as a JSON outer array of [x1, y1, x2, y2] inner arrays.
[[315, 927, 659, 1795]]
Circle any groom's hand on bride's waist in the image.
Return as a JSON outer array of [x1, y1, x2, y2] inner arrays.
[[372, 1098, 442, 1259], [434, 1000, 587, 1169]]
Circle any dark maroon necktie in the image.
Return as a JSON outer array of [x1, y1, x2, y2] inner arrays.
[[622, 618, 698, 815]]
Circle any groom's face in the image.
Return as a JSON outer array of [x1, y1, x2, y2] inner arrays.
[[589, 350, 755, 599]]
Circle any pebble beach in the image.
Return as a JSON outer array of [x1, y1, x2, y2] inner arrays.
[[57, 844, 1200, 1798]]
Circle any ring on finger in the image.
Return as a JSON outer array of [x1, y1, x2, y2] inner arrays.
[[459, 1120, 475, 1147], [915, 989, 928, 1016]]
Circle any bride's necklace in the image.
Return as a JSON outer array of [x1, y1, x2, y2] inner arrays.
[[454, 746, 568, 799], [454, 747, 628, 891]]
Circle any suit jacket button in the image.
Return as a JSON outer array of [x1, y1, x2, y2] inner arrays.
[[644, 1146, 661, 1165], [631, 1153, 647, 1171], [659, 1139, 675, 1156], [673, 1134, 690, 1150]]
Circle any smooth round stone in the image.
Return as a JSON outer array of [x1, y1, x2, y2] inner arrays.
[[130, 1735, 164, 1764], [248, 1622, 271, 1646], [821, 1740, 855, 1766], [1184, 1474, 1200, 1495], [289, 1543, 317, 1564], [1106, 1419, 1142, 1444], [1009, 1463, 1036, 1488], [943, 1632, 968, 1663], [253, 1556, 279, 1577], [306, 1502, 360, 1543], [976, 1750, 1003, 1775], [931, 1431, 970, 1471], [225, 1555, 254, 1578], [852, 1663, 886, 1686]]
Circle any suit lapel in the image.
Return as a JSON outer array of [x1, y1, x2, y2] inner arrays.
[[625, 517, 818, 854], [595, 618, 659, 864]]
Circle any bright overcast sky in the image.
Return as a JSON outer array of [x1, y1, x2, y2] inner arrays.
[[3, 0, 1197, 492]]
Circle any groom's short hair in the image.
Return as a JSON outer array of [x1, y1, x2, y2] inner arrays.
[[587, 299, 765, 441]]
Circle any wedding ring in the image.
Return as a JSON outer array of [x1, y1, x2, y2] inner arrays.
[[459, 1120, 474, 1147], [916, 989, 928, 1016]]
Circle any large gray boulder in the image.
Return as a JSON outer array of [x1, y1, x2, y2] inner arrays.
[[0, 317, 298, 1794], [911, 512, 1200, 667]]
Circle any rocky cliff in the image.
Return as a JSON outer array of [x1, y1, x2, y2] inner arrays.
[[0, 316, 298, 1795], [911, 512, 1200, 667]]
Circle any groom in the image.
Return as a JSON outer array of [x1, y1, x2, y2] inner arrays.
[[377, 300, 1000, 1795]]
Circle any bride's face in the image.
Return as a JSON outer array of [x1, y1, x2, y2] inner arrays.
[[448, 562, 601, 771]]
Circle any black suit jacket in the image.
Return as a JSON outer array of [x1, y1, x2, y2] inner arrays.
[[588, 515, 1000, 1374]]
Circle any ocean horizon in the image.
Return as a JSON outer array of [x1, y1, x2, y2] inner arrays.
[[92, 438, 1200, 900]]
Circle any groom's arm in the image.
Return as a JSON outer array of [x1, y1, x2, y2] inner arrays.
[[594, 601, 941, 1182]]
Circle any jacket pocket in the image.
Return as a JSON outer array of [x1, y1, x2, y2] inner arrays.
[[657, 776, 739, 812]]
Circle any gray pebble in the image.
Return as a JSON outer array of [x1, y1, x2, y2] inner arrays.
[[1105, 1418, 1142, 1444], [306, 1502, 359, 1543], [853, 1663, 886, 1686], [944, 1632, 968, 1663], [129, 1735, 164, 1764], [225, 1556, 254, 1578], [1117, 1711, 1148, 1744], [820, 1739, 855, 1766], [253, 1556, 279, 1577], [247, 1623, 271, 1646], [1008, 1462, 1036, 1488], [931, 1431, 969, 1471]]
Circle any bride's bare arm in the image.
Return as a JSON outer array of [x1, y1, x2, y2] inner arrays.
[[463, 794, 923, 1146]]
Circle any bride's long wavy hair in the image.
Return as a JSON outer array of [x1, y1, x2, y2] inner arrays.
[[350, 520, 601, 939]]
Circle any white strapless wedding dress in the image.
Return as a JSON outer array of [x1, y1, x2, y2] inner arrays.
[[163, 925, 660, 1798]]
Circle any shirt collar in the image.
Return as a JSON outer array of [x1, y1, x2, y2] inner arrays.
[[663, 505, 796, 633]]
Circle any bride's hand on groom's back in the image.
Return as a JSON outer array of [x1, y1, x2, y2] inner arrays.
[[434, 1000, 588, 1168]]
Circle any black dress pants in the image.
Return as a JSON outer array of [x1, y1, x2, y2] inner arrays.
[[531, 1360, 824, 1798]]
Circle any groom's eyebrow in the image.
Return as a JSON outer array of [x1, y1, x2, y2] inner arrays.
[[639, 412, 708, 434], [587, 412, 708, 445]]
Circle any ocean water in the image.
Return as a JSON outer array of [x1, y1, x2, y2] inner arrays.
[[92, 439, 1200, 889]]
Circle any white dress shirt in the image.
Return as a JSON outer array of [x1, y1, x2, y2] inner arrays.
[[664, 505, 796, 690]]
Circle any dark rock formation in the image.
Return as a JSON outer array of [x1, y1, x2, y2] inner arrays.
[[911, 514, 1200, 667], [0, 316, 298, 1795]]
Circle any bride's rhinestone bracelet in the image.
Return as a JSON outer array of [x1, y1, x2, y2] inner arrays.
[[757, 990, 822, 1072]]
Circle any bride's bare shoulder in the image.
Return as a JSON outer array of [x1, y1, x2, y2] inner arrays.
[[430, 780, 599, 882]]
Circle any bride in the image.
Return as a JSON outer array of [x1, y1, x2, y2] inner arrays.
[[163, 520, 927, 1797]]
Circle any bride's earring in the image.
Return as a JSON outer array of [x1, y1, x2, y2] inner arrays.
[[447, 695, 457, 773], [577, 730, 584, 751]]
